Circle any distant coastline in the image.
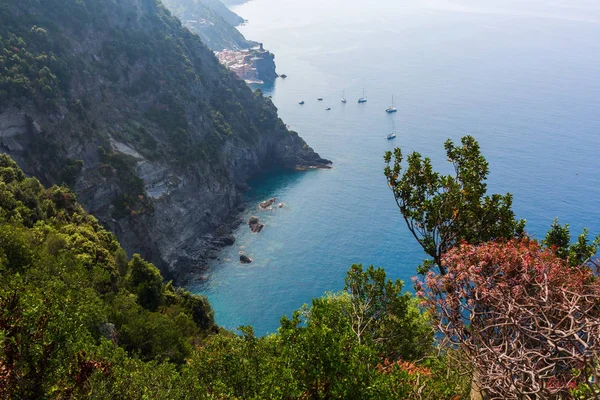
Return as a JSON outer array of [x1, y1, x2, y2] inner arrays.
[[163, 0, 278, 83], [221, 0, 253, 7], [217, 0, 278, 84]]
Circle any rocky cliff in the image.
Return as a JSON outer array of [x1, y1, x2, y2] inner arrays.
[[202, 0, 245, 26], [0, 0, 330, 281], [162, 0, 256, 51]]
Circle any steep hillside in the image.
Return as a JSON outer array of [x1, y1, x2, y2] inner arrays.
[[202, 0, 245, 26], [0, 154, 467, 400], [0, 154, 219, 397], [162, 0, 256, 50], [0, 0, 330, 281]]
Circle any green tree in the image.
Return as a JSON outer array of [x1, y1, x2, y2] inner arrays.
[[344, 264, 432, 359], [384, 135, 525, 274], [127, 254, 165, 311], [543, 218, 600, 266]]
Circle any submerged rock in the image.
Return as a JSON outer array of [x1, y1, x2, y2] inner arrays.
[[240, 254, 252, 264], [248, 216, 264, 233]]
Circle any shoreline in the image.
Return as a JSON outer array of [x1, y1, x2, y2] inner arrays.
[[178, 162, 331, 285]]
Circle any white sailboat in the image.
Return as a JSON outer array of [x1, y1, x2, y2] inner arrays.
[[386, 120, 397, 140], [358, 88, 367, 103], [341, 90, 347, 103], [385, 95, 397, 113]]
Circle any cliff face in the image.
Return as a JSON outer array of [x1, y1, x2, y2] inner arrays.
[[254, 49, 278, 83], [0, 0, 330, 281], [201, 0, 245, 26]]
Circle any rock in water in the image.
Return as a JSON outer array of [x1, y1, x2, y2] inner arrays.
[[259, 198, 276, 209], [278, 202, 284, 208], [248, 216, 264, 233], [220, 235, 236, 246], [240, 254, 252, 264]]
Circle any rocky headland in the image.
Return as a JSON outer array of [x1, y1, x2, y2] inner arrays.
[[162, 0, 258, 51], [216, 46, 278, 84], [0, 0, 330, 283]]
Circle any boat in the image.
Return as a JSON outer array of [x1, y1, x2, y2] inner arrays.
[[385, 95, 397, 113], [298, 100, 305, 105], [341, 90, 347, 103], [317, 97, 323, 101], [280, 74, 287, 79], [358, 88, 367, 103], [386, 120, 397, 140], [326, 107, 331, 111]]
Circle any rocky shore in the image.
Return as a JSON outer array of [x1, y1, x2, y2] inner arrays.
[[0, 0, 331, 285]]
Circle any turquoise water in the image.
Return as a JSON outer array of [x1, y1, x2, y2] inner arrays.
[[188, 0, 600, 335]]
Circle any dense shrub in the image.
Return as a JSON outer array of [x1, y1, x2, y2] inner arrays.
[[417, 239, 600, 399]]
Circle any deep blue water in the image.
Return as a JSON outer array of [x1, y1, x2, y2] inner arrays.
[[188, 0, 600, 335]]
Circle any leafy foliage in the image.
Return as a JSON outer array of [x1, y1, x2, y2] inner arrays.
[[185, 278, 464, 399], [0, 31, 62, 109], [0, 155, 216, 396], [384, 136, 525, 274], [344, 264, 432, 359], [543, 218, 600, 266], [0, 154, 466, 398]]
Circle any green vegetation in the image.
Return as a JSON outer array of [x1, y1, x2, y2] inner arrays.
[[2, 129, 599, 398], [384, 135, 526, 274], [0, 155, 469, 398], [0, 154, 216, 397], [543, 217, 600, 266], [0, 31, 61, 109], [388, 136, 600, 398], [1, 0, 598, 394]]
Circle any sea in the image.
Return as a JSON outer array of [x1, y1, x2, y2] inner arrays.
[[188, 0, 600, 335]]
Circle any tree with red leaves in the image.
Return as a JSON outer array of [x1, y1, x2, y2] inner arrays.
[[416, 239, 600, 399]]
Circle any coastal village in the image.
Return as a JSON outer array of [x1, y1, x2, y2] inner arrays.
[[215, 43, 278, 84]]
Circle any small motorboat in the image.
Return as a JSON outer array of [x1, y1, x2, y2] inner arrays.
[[317, 97, 323, 101], [280, 74, 287, 79], [298, 100, 305, 105], [341, 90, 347, 103], [326, 107, 331, 110]]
